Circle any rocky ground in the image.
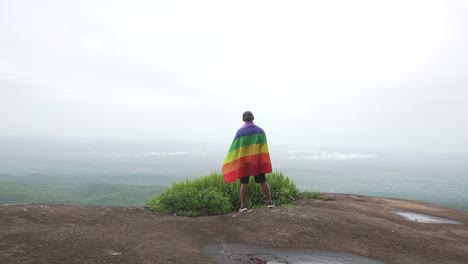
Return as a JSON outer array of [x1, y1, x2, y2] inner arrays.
[[1, 193, 467, 263]]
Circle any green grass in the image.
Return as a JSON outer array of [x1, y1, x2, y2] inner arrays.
[[147, 171, 301, 217], [299, 191, 324, 200]]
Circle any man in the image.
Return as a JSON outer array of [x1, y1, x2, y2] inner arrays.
[[222, 111, 274, 212]]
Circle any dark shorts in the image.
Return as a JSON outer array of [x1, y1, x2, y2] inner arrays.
[[240, 173, 266, 184]]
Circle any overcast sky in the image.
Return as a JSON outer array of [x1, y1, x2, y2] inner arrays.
[[1, 0, 467, 153]]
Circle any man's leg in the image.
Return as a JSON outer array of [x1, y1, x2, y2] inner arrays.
[[240, 183, 248, 207], [254, 174, 273, 204], [261, 182, 272, 203], [239, 176, 249, 209]]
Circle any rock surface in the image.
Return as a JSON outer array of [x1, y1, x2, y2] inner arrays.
[[1, 193, 467, 263]]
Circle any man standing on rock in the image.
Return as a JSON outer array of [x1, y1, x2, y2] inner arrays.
[[222, 111, 274, 212]]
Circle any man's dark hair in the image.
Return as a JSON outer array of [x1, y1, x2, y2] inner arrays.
[[242, 111, 254, 122]]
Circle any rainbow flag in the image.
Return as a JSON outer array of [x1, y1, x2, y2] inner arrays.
[[222, 122, 272, 183]]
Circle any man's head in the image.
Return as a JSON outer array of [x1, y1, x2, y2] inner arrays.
[[242, 111, 254, 122]]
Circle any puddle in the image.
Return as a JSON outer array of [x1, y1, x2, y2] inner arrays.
[[394, 211, 463, 224], [205, 243, 383, 264]]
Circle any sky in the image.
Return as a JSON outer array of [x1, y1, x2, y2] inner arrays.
[[1, 0, 467, 153]]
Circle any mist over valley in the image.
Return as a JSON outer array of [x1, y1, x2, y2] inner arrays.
[[1, 136, 466, 210]]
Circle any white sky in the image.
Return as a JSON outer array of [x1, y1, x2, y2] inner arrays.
[[1, 0, 467, 153]]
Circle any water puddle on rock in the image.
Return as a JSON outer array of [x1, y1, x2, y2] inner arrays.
[[394, 211, 463, 224], [205, 243, 383, 264]]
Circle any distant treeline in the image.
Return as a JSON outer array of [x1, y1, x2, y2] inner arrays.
[[0, 174, 166, 206]]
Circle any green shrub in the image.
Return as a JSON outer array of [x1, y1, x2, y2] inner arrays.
[[147, 171, 300, 216], [268, 171, 300, 205], [150, 187, 231, 217]]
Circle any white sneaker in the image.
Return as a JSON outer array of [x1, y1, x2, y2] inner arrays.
[[239, 206, 248, 212]]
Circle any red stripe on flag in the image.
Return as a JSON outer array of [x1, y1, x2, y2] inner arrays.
[[223, 163, 272, 183]]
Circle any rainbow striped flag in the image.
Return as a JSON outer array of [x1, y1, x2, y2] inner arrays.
[[222, 122, 272, 183]]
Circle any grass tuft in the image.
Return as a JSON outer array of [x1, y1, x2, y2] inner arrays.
[[147, 171, 301, 217]]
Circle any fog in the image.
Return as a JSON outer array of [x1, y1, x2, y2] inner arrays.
[[1, 0, 468, 153], [1, 136, 467, 210]]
